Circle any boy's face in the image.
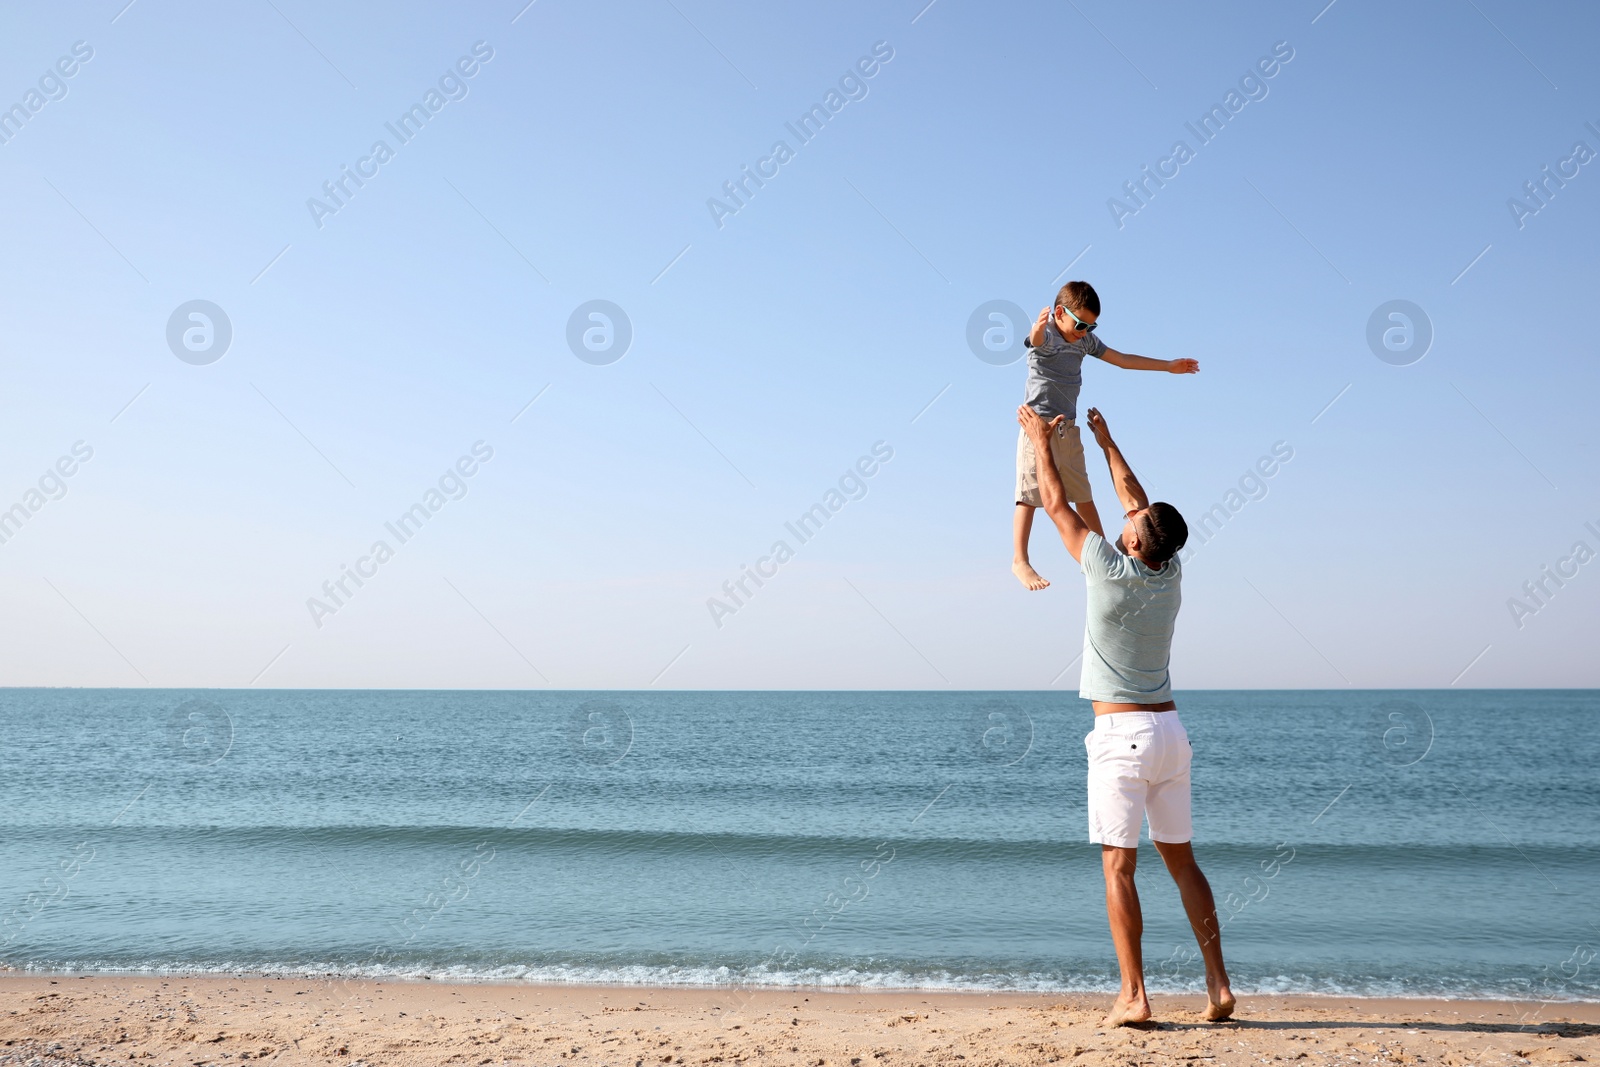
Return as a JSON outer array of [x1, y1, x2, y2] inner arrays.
[[1054, 304, 1098, 342]]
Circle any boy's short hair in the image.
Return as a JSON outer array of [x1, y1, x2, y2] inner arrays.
[[1136, 502, 1188, 564], [1054, 280, 1101, 317]]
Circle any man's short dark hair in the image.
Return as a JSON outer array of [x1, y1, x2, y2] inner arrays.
[[1136, 502, 1188, 564], [1054, 280, 1101, 317]]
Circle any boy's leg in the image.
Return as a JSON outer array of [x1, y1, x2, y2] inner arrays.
[[1152, 840, 1236, 1021], [1074, 498, 1106, 539], [1013, 428, 1050, 590], [1055, 422, 1106, 539], [1012, 504, 1050, 590]]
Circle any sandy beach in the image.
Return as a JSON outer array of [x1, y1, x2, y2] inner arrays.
[[2, 975, 1596, 1067]]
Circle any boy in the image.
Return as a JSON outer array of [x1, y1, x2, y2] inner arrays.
[[1012, 281, 1198, 590]]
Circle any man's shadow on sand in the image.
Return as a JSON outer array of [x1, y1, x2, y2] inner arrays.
[[1127, 1020, 1600, 1037]]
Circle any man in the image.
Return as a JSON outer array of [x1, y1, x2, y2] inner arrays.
[[1017, 402, 1235, 1027]]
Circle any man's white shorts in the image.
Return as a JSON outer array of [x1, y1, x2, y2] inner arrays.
[[1085, 711, 1193, 848]]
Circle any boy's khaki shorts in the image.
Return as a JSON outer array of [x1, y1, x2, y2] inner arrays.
[[1015, 421, 1092, 506]]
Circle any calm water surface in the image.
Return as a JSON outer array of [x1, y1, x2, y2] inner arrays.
[[1, 689, 1595, 1000]]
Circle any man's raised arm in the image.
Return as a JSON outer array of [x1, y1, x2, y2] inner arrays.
[[1085, 407, 1149, 516], [1018, 405, 1091, 562]]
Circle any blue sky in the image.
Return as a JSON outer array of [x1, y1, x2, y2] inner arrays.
[[0, 0, 1594, 690]]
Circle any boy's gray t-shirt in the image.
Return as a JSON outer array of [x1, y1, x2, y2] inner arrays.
[[1078, 531, 1181, 704], [1024, 318, 1107, 421]]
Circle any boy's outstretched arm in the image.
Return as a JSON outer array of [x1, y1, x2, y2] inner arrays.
[[1101, 346, 1199, 374], [1085, 407, 1149, 516], [1027, 306, 1050, 347], [1018, 405, 1091, 563]]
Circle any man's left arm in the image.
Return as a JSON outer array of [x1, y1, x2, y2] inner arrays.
[[1085, 408, 1150, 517], [1100, 346, 1198, 374]]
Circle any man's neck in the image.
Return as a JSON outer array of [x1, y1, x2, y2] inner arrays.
[[1118, 536, 1163, 570]]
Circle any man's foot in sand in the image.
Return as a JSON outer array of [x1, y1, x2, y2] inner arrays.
[[1104, 993, 1152, 1027], [1013, 560, 1050, 591], [1203, 979, 1236, 1021]]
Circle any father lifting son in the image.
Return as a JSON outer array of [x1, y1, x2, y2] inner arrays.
[[1017, 402, 1235, 1027]]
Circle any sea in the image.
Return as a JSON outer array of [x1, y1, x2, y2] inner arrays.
[[2, 689, 1596, 1002]]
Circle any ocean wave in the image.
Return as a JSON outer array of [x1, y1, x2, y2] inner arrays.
[[10, 956, 1598, 1004], [4, 824, 1598, 867]]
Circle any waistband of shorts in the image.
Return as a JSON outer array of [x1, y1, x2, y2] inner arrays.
[[1093, 710, 1183, 731]]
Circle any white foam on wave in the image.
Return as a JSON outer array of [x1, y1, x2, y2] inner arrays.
[[13, 957, 1600, 1003]]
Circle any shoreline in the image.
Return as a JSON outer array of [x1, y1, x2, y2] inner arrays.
[[4, 974, 1597, 1066], [5, 968, 1600, 1007]]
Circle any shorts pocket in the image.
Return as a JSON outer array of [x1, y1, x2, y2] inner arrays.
[[1091, 726, 1156, 772]]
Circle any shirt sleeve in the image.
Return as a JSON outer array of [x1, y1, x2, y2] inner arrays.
[[1084, 331, 1108, 359], [1079, 532, 1120, 580], [1032, 321, 1063, 356]]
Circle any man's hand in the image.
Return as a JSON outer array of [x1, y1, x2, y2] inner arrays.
[[1166, 358, 1199, 374], [1085, 407, 1115, 451], [1018, 404, 1064, 445]]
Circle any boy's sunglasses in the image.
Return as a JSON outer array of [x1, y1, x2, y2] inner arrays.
[[1056, 305, 1098, 333]]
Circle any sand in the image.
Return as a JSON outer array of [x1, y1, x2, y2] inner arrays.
[[2, 974, 1597, 1066]]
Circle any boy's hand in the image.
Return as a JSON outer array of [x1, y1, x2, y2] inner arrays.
[[1029, 306, 1050, 346], [1085, 407, 1115, 450], [1167, 358, 1200, 374]]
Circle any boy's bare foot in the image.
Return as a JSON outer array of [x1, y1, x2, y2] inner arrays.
[[1103, 993, 1152, 1027], [1203, 979, 1236, 1021], [1012, 560, 1050, 590]]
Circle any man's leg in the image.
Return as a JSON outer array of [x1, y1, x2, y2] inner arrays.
[[1101, 844, 1152, 1026], [1012, 503, 1050, 590], [1152, 840, 1236, 1021]]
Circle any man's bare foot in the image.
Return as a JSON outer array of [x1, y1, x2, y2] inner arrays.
[[1013, 560, 1050, 590], [1103, 993, 1152, 1027], [1203, 979, 1236, 1021]]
